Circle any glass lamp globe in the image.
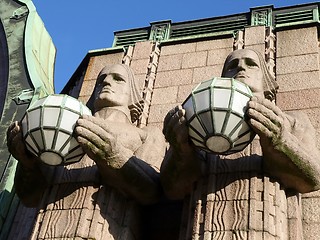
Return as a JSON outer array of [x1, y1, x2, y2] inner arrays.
[[182, 77, 255, 155], [21, 94, 92, 166]]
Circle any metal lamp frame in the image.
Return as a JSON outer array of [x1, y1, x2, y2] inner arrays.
[[182, 77, 255, 155], [21, 94, 92, 165]]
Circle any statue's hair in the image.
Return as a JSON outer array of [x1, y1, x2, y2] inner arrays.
[[221, 49, 279, 101], [90, 64, 144, 123]]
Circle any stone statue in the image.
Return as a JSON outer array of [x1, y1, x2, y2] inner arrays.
[[7, 63, 166, 207], [74, 64, 165, 204], [161, 49, 320, 238]]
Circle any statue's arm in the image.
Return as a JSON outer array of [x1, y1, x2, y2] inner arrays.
[[75, 115, 165, 205], [247, 97, 320, 193], [160, 106, 205, 200], [14, 162, 48, 207], [7, 121, 47, 207]]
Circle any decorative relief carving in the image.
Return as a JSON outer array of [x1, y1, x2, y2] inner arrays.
[[234, 30, 244, 50], [149, 22, 171, 42], [138, 42, 161, 127], [265, 27, 276, 77], [251, 8, 272, 27]]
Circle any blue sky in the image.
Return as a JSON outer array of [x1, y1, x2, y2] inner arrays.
[[31, 0, 317, 93]]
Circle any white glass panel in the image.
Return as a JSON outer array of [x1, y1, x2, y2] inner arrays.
[[230, 121, 251, 142], [189, 127, 204, 142], [213, 111, 226, 134], [28, 109, 41, 131], [195, 79, 212, 92], [45, 95, 64, 107], [21, 115, 28, 137], [192, 139, 206, 148], [26, 145, 38, 157], [199, 111, 213, 133], [194, 90, 210, 112], [224, 113, 242, 137], [238, 122, 251, 136], [231, 91, 250, 116], [213, 88, 231, 109], [189, 117, 206, 137], [234, 131, 252, 146], [43, 129, 56, 149], [82, 105, 92, 116], [55, 131, 71, 152], [29, 98, 46, 109], [66, 145, 84, 158], [61, 137, 80, 156], [182, 97, 195, 121], [69, 137, 80, 150], [31, 130, 44, 150], [234, 80, 251, 94], [65, 96, 81, 113], [214, 78, 231, 88], [60, 139, 71, 155], [42, 107, 61, 127], [25, 135, 39, 155], [59, 110, 80, 133]]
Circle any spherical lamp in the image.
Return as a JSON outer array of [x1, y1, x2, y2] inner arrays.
[[182, 77, 255, 155], [21, 94, 92, 165]]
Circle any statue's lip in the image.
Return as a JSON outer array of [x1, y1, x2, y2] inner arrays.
[[101, 87, 114, 93], [234, 73, 248, 79]]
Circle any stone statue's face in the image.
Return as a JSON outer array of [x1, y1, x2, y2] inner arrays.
[[223, 49, 264, 97], [95, 65, 131, 108]]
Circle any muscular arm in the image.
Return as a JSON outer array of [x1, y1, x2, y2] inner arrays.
[[75, 115, 165, 205], [14, 161, 48, 207], [160, 106, 205, 200], [247, 97, 320, 193]]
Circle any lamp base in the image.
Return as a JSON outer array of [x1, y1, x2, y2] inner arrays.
[[40, 151, 63, 166], [206, 135, 231, 153]]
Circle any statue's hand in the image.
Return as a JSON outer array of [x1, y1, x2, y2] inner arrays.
[[247, 97, 320, 193], [6, 121, 36, 169], [75, 115, 131, 165], [247, 96, 292, 147], [163, 105, 190, 149], [161, 106, 205, 200]]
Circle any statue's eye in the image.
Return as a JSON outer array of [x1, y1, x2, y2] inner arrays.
[[226, 59, 238, 71], [245, 58, 259, 68], [113, 73, 125, 82], [114, 76, 123, 81], [97, 74, 107, 85]]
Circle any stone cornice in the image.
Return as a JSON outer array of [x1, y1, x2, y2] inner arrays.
[[112, 2, 320, 47]]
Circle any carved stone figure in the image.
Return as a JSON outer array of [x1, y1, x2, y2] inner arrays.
[[161, 49, 320, 239], [7, 63, 166, 206], [74, 64, 165, 205]]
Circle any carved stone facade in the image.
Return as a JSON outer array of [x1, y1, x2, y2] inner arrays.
[[5, 2, 320, 240]]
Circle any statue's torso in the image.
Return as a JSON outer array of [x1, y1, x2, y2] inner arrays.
[[180, 140, 303, 240]]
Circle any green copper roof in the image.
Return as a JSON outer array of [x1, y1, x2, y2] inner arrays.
[[23, 0, 56, 98], [112, 2, 320, 47], [0, 0, 56, 238]]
